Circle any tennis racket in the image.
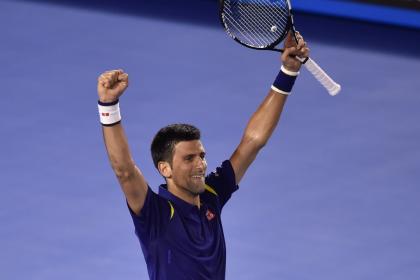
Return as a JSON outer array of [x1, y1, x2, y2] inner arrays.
[[219, 0, 341, 96]]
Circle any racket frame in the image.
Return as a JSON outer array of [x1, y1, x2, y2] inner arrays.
[[218, 0, 292, 52], [218, 0, 341, 96]]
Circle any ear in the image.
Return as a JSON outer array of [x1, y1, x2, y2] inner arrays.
[[158, 161, 172, 179]]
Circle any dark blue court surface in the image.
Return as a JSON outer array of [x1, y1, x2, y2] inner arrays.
[[1, 0, 419, 279]]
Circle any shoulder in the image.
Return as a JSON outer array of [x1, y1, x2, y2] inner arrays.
[[129, 186, 173, 222], [203, 160, 239, 209], [206, 160, 237, 190]]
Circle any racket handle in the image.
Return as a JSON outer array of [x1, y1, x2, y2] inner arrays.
[[304, 58, 341, 96]]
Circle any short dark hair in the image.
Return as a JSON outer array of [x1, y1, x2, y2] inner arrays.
[[151, 124, 201, 168]]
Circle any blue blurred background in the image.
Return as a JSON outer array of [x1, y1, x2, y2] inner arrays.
[[294, 0, 420, 29], [1, 0, 419, 279]]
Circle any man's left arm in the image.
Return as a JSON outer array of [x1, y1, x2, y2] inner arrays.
[[230, 32, 309, 185]]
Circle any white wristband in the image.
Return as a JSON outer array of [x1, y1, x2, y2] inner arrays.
[[271, 85, 290, 95], [98, 101, 121, 126], [281, 65, 299, 76]]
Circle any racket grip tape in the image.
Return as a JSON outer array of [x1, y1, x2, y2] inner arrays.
[[304, 58, 341, 96]]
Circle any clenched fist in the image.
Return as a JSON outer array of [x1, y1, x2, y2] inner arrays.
[[97, 69, 129, 103], [281, 31, 310, 73]]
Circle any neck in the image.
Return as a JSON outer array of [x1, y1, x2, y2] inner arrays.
[[167, 182, 201, 208]]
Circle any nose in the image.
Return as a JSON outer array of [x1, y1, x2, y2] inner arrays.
[[196, 157, 206, 171]]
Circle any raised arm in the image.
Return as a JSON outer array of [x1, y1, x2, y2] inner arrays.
[[230, 32, 309, 185], [97, 70, 148, 215]]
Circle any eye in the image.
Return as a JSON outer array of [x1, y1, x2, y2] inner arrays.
[[184, 155, 194, 161], [200, 152, 206, 159]]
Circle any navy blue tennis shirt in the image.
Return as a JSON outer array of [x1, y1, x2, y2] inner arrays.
[[129, 160, 239, 280]]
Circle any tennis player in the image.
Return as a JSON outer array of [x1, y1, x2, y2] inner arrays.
[[97, 32, 309, 280]]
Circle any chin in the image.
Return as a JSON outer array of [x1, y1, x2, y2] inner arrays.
[[191, 183, 205, 195], [197, 185, 206, 194]]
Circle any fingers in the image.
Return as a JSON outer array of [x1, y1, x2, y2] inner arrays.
[[283, 30, 308, 55], [284, 31, 295, 48], [296, 37, 305, 50], [281, 32, 310, 72], [285, 32, 309, 58], [98, 69, 127, 89], [294, 31, 303, 42], [98, 69, 120, 88], [281, 47, 298, 64], [117, 72, 129, 85], [282, 44, 309, 60], [294, 31, 308, 52]]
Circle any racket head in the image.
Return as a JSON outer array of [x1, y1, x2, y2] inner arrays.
[[219, 0, 292, 51]]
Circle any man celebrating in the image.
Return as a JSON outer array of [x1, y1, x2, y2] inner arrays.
[[97, 32, 309, 279]]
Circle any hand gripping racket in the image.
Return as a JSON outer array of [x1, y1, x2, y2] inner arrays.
[[219, 0, 341, 96]]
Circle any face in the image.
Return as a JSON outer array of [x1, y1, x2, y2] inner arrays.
[[162, 140, 207, 196]]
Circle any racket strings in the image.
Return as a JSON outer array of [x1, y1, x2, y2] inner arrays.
[[223, 6, 265, 47], [224, 7, 275, 47], [222, 0, 289, 48], [224, 1, 286, 45], [237, 3, 285, 41], [251, 0, 288, 27]]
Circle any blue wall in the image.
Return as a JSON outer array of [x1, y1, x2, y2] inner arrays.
[[293, 0, 420, 29]]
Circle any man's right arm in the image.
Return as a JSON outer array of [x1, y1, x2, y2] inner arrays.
[[98, 69, 148, 215]]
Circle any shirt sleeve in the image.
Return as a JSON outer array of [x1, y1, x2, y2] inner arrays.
[[128, 186, 172, 245], [205, 160, 239, 209]]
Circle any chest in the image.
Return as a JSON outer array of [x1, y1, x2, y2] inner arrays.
[[163, 206, 223, 252]]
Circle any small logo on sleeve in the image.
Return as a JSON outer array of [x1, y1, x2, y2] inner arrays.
[[206, 209, 215, 221]]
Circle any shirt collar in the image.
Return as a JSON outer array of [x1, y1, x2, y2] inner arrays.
[[158, 184, 204, 216]]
